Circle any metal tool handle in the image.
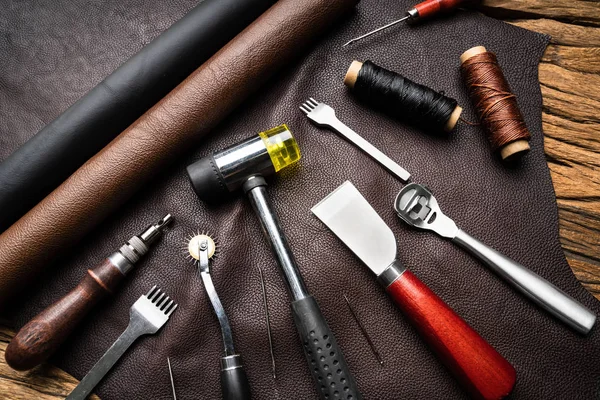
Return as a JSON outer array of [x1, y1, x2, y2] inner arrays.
[[291, 296, 362, 400], [332, 119, 411, 182], [454, 230, 596, 335], [221, 354, 252, 400], [66, 323, 141, 400]]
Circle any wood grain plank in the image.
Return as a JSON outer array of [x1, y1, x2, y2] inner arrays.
[[510, 19, 600, 47], [542, 45, 600, 74], [541, 85, 600, 123], [0, 326, 99, 400], [558, 207, 600, 264], [539, 63, 600, 103], [480, 0, 600, 26], [543, 112, 599, 151], [567, 258, 600, 297]]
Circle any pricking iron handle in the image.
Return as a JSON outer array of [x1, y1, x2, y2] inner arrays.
[[381, 265, 515, 400], [221, 354, 252, 400], [291, 296, 362, 400], [454, 230, 597, 335], [5, 258, 125, 371]]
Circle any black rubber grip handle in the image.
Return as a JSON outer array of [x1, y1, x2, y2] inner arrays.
[[220, 354, 251, 400], [291, 296, 362, 400]]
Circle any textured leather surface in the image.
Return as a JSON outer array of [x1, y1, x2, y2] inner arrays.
[[2, 1, 600, 400], [0, 0, 275, 232], [0, 0, 358, 306]]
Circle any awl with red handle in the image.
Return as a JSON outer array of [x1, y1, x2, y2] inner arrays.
[[312, 181, 515, 400], [344, 0, 478, 47]]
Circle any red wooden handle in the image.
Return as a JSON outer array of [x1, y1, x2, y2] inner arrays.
[[387, 270, 515, 400], [5, 258, 124, 371], [414, 0, 470, 19]]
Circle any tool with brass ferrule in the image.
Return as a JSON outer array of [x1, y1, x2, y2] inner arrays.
[[343, 0, 480, 47], [187, 233, 251, 400], [5, 215, 173, 371]]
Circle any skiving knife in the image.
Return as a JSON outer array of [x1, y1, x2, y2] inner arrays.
[[312, 181, 516, 400]]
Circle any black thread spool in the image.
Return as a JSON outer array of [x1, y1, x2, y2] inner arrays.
[[344, 60, 463, 133]]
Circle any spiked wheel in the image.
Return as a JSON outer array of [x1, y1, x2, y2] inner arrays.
[[184, 232, 218, 264]]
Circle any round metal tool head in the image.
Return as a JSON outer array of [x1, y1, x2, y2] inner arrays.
[[186, 233, 217, 262]]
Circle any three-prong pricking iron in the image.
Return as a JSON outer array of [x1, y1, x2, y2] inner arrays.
[[300, 97, 411, 182], [67, 286, 177, 400]]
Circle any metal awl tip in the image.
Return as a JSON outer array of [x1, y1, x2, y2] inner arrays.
[[342, 15, 409, 47], [156, 214, 174, 230], [344, 293, 384, 366], [168, 357, 177, 400]]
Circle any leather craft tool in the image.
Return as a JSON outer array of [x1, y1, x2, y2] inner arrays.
[[187, 233, 252, 400], [343, 294, 383, 366], [0, 0, 360, 309], [5, 215, 173, 371], [186, 125, 362, 400], [259, 267, 277, 380], [167, 357, 177, 400], [312, 181, 516, 400], [395, 183, 597, 334], [67, 286, 178, 400], [343, 0, 478, 47], [344, 60, 463, 132], [301, 98, 411, 182]]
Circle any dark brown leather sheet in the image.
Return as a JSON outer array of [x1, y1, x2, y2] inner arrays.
[[2, 0, 599, 399]]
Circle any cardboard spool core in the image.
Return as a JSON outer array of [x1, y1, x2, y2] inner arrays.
[[344, 60, 462, 132], [460, 46, 530, 162]]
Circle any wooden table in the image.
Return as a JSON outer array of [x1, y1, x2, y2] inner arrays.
[[1, 1, 599, 398]]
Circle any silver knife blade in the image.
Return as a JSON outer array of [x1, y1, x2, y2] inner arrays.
[[311, 181, 397, 276]]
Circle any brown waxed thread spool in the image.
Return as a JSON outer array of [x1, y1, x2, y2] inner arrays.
[[460, 46, 531, 162], [344, 60, 463, 132]]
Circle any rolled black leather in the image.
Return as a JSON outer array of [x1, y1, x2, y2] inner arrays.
[[0, 0, 276, 232]]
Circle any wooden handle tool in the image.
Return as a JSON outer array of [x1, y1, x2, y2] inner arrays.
[[5, 214, 173, 371], [312, 181, 515, 399], [343, 0, 479, 46], [385, 268, 516, 399]]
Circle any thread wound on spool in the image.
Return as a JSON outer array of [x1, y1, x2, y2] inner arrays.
[[460, 49, 531, 160], [350, 60, 460, 132]]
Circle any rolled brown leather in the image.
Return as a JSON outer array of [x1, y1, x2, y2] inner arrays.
[[0, 0, 358, 306]]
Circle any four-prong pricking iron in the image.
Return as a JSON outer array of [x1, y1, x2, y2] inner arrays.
[[395, 183, 597, 335], [187, 233, 252, 400], [301, 97, 411, 182], [66, 286, 177, 400]]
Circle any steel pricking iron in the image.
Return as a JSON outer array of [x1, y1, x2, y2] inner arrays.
[[66, 286, 177, 400], [394, 183, 596, 335]]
